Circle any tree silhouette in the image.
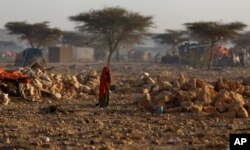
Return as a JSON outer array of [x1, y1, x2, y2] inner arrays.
[[70, 7, 153, 66], [5, 21, 62, 49]]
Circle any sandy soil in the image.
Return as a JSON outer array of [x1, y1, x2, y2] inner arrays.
[[0, 62, 250, 150]]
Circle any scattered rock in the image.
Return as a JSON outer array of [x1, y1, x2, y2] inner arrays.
[[134, 72, 250, 118], [237, 107, 248, 118]]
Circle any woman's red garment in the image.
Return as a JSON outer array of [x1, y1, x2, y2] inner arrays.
[[99, 66, 111, 106]]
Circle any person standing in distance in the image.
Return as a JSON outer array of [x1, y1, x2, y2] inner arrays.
[[96, 65, 111, 107]]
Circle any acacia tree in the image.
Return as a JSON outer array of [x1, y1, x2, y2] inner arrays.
[[69, 7, 153, 66], [184, 21, 246, 70], [153, 29, 188, 55], [5, 21, 62, 49]]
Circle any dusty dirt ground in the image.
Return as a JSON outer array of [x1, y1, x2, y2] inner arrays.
[[1, 62, 250, 150]]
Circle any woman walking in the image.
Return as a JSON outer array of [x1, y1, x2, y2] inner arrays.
[[97, 65, 111, 107]]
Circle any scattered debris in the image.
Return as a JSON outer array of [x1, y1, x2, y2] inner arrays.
[[40, 136, 50, 142], [0, 92, 10, 105]]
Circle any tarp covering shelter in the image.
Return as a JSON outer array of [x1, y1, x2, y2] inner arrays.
[[72, 47, 94, 61], [0, 68, 30, 96], [15, 48, 46, 67], [0, 69, 30, 83], [213, 45, 229, 56]]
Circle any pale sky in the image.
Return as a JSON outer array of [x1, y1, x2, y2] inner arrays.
[[0, 0, 250, 33]]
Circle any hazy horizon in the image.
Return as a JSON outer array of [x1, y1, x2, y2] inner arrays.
[[0, 0, 250, 33]]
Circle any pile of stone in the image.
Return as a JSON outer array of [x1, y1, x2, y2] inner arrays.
[[136, 72, 250, 118], [0, 67, 100, 104], [76, 70, 100, 95], [133, 72, 156, 92]]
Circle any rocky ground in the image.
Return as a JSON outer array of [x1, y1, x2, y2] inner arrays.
[[1, 62, 250, 150]]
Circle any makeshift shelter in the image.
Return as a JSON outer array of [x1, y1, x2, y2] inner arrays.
[[72, 47, 94, 62], [14, 48, 46, 67], [48, 46, 73, 63]]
